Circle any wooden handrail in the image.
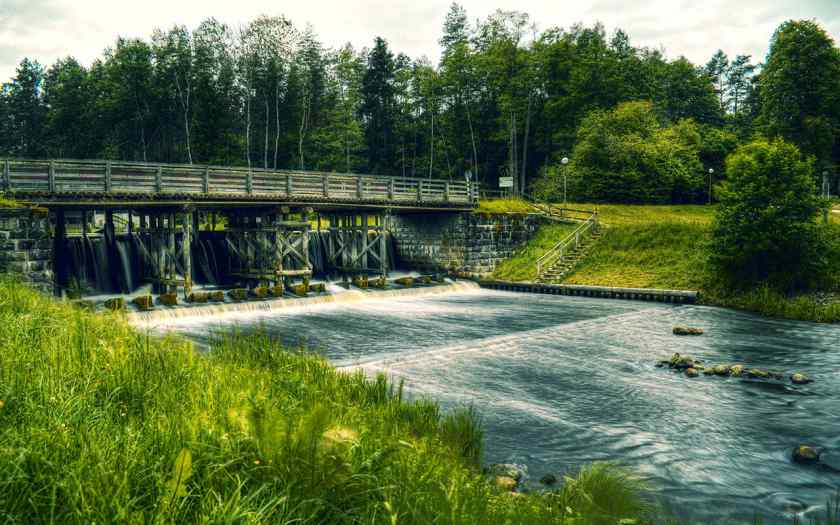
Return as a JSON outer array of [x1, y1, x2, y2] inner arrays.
[[0, 158, 479, 206]]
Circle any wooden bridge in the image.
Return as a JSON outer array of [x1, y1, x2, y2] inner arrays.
[[1, 158, 478, 300], [1, 158, 477, 210]]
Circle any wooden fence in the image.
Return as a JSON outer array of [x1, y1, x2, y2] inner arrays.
[[0, 159, 478, 206]]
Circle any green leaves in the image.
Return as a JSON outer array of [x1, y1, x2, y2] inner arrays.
[[163, 448, 193, 510]]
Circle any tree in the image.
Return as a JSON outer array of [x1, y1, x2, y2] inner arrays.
[[705, 50, 729, 112], [3, 59, 47, 157], [660, 57, 722, 125], [711, 138, 829, 289], [360, 37, 397, 174], [726, 54, 755, 115], [760, 20, 840, 166], [550, 101, 704, 204], [43, 57, 92, 158]]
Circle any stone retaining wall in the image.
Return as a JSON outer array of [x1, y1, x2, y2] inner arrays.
[[389, 212, 544, 276], [0, 208, 53, 294]]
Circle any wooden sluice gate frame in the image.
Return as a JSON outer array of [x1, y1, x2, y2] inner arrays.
[[323, 212, 389, 281]]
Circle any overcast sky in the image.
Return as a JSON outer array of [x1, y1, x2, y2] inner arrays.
[[1, 0, 839, 83]]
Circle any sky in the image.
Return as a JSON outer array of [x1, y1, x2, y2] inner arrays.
[[1, 0, 839, 83]]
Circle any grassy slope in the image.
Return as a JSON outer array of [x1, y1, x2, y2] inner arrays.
[[493, 222, 580, 281], [0, 280, 650, 524], [491, 201, 840, 323]]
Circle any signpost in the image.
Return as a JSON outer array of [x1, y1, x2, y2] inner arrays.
[[499, 176, 514, 188]]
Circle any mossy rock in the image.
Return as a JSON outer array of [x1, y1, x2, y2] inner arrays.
[[229, 288, 248, 302], [310, 282, 326, 293], [132, 295, 154, 310], [352, 276, 369, 289], [159, 293, 178, 306], [394, 277, 414, 287], [729, 364, 745, 377], [104, 297, 125, 311], [713, 364, 731, 376], [791, 373, 812, 385], [673, 326, 704, 336], [208, 291, 225, 302], [702, 367, 716, 375], [287, 283, 308, 297], [792, 445, 821, 464], [494, 476, 518, 492], [419, 275, 432, 285], [251, 287, 269, 299], [370, 277, 387, 289], [269, 285, 285, 297], [685, 367, 700, 378], [747, 368, 769, 379], [187, 292, 209, 303]]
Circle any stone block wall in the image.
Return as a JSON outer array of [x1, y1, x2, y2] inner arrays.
[[389, 212, 544, 276], [0, 208, 53, 294]]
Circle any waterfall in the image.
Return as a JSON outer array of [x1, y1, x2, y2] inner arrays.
[[128, 281, 480, 327]]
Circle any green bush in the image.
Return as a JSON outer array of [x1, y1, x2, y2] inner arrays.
[[535, 101, 705, 204], [711, 137, 832, 290]]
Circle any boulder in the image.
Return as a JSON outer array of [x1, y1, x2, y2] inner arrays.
[[729, 365, 745, 377], [394, 277, 414, 287], [229, 288, 248, 302], [310, 283, 326, 293], [104, 297, 124, 311], [790, 373, 812, 385], [371, 276, 387, 289], [159, 293, 178, 306], [673, 326, 704, 336], [187, 292, 209, 303], [792, 445, 821, 465], [713, 364, 731, 376], [685, 367, 700, 378], [132, 295, 154, 311], [485, 463, 525, 482], [287, 283, 308, 297], [251, 287, 269, 299], [352, 275, 369, 289], [539, 473, 558, 486], [269, 285, 285, 297], [670, 353, 697, 370], [702, 367, 716, 376], [495, 476, 518, 491], [208, 291, 225, 302], [747, 368, 770, 379]]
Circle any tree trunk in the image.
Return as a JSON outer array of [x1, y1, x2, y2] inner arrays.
[[274, 79, 280, 169], [520, 92, 533, 194], [429, 110, 434, 179], [466, 104, 478, 180], [264, 97, 269, 169]]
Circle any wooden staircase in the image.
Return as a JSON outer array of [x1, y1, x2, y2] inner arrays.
[[535, 211, 603, 284]]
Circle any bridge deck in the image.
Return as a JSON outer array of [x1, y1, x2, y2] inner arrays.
[[2, 159, 477, 210]]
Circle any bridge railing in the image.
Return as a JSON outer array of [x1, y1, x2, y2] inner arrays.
[[0, 158, 478, 206]]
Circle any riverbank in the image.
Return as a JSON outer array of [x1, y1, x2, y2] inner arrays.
[[0, 279, 653, 524], [494, 203, 840, 323]]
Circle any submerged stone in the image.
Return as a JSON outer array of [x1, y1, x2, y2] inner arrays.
[[747, 368, 770, 379], [713, 364, 731, 376], [685, 367, 700, 378], [729, 365, 745, 377], [187, 292, 209, 303], [132, 295, 154, 310], [539, 473, 558, 486], [159, 293, 178, 306], [394, 277, 414, 287], [702, 367, 716, 375], [673, 326, 704, 336], [790, 373, 812, 385], [792, 445, 821, 464], [104, 297, 124, 311]]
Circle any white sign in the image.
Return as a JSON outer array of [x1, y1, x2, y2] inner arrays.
[[499, 176, 514, 188]]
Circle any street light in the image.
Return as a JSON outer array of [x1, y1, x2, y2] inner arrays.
[[561, 157, 569, 206], [823, 170, 830, 199], [708, 168, 715, 205]]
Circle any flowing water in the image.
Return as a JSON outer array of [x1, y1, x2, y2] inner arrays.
[[144, 286, 840, 524]]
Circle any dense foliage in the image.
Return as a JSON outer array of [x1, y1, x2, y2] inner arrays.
[[0, 4, 770, 195], [711, 138, 833, 290], [540, 101, 705, 203]]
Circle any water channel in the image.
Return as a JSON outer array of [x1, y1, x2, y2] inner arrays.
[[141, 286, 840, 524]]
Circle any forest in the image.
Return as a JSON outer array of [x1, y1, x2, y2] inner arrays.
[[1, 4, 838, 203]]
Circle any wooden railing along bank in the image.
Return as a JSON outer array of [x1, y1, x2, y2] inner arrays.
[[0, 158, 478, 207]]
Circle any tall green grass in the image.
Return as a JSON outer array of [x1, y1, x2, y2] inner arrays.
[[0, 280, 651, 524]]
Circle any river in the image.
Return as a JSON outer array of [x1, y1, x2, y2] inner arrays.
[[141, 285, 840, 524]]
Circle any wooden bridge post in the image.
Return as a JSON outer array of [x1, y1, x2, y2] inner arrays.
[[104, 210, 119, 291], [379, 214, 388, 278], [203, 166, 210, 193], [322, 175, 329, 198], [183, 210, 193, 298], [168, 213, 176, 293], [105, 161, 112, 193], [155, 166, 163, 193], [2, 159, 9, 192], [388, 178, 395, 200], [246, 170, 253, 195], [48, 161, 56, 193], [360, 213, 368, 272], [356, 177, 363, 199], [53, 209, 67, 295]]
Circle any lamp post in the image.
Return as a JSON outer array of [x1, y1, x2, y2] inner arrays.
[[708, 168, 714, 205], [823, 170, 830, 198], [561, 157, 569, 206]]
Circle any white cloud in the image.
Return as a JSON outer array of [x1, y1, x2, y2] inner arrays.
[[0, 0, 838, 81]]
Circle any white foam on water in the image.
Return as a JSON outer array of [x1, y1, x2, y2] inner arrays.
[[129, 281, 481, 330]]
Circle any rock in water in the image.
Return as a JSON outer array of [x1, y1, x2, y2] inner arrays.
[[791, 373, 812, 385], [673, 326, 704, 336], [485, 463, 525, 482], [703, 367, 716, 375], [747, 368, 770, 379], [495, 476, 518, 491], [792, 445, 821, 464], [729, 364, 745, 377], [713, 364, 731, 376], [539, 473, 558, 486], [685, 367, 700, 378]]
